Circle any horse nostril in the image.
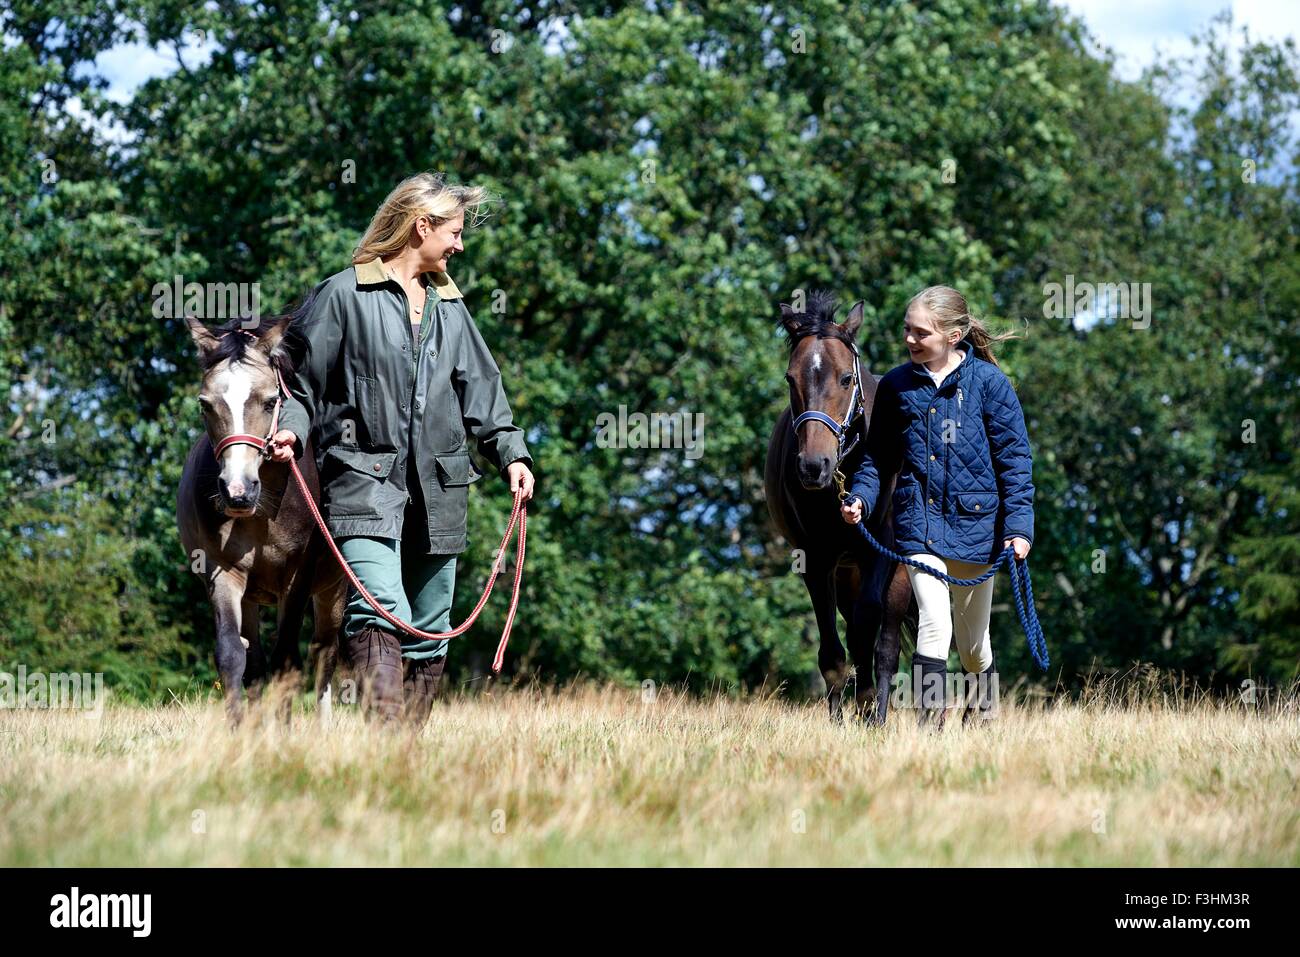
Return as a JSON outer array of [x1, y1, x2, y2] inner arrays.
[[796, 454, 829, 477]]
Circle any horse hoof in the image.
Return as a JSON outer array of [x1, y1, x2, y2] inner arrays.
[[827, 697, 846, 723]]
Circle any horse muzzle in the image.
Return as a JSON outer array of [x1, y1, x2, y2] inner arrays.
[[796, 452, 834, 490], [218, 475, 261, 515]]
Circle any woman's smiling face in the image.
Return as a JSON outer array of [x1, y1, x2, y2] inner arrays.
[[904, 303, 958, 364], [419, 209, 465, 272]]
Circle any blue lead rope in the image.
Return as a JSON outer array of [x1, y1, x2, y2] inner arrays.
[[852, 522, 1051, 671]]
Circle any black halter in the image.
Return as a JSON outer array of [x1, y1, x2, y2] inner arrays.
[[790, 341, 865, 465]]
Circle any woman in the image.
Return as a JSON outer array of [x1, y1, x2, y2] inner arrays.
[[269, 172, 535, 726], [839, 286, 1033, 727]]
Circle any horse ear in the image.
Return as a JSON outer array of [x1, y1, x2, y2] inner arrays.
[[256, 315, 294, 359], [185, 315, 220, 355], [779, 302, 801, 336], [841, 300, 865, 338]]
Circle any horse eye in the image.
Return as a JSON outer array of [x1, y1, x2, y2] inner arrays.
[[841, 373, 853, 387], [784, 373, 794, 384]]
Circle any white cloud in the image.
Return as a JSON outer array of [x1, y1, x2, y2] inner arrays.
[[90, 35, 217, 104], [1060, 0, 1299, 81]]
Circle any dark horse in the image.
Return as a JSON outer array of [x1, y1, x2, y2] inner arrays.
[[177, 307, 345, 722], [764, 292, 914, 724]]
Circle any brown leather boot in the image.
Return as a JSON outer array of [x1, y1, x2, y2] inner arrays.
[[341, 626, 403, 723], [401, 655, 446, 728]]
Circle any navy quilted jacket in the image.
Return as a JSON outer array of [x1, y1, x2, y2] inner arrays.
[[846, 340, 1034, 564]]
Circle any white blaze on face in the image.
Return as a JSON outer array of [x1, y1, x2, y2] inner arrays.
[[213, 361, 258, 497], [809, 349, 822, 374]]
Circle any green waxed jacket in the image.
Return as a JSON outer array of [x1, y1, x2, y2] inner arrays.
[[278, 257, 532, 553]]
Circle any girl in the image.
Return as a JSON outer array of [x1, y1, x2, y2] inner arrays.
[[839, 286, 1033, 727], [267, 172, 536, 726]]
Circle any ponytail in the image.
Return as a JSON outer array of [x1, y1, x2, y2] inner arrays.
[[963, 314, 1024, 368], [908, 285, 1024, 368]]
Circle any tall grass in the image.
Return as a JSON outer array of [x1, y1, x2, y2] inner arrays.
[[1, 677, 1296, 866]]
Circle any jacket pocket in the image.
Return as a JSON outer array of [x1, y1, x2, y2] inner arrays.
[[320, 446, 398, 518], [951, 491, 998, 549], [355, 374, 398, 451], [434, 451, 483, 487], [426, 450, 482, 538], [955, 491, 998, 514]]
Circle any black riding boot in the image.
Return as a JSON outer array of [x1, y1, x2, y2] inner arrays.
[[912, 651, 948, 730], [961, 649, 1000, 726]]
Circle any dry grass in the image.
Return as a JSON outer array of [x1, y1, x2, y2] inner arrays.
[[1, 678, 1297, 866]]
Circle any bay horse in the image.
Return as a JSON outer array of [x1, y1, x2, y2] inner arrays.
[[177, 307, 344, 722], [764, 291, 914, 724]]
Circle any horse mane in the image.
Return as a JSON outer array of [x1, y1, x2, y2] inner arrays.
[[197, 289, 318, 380], [777, 289, 856, 352]]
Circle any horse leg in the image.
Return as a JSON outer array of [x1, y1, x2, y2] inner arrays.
[[268, 573, 309, 679], [805, 561, 848, 722], [869, 562, 911, 726], [241, 599, 267, 703], [211, 573, 248, 725], [845, 561, 884, 723], [308, 581, 345, 713], [836, 563, 873, 720]]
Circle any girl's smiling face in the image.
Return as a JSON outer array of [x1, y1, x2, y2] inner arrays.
[[904, 303, 960, 365]]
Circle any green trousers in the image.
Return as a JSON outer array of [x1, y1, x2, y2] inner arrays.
[[337, 535, 457, 660]]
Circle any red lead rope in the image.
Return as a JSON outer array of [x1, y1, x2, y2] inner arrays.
[[287, 458, 526, 674], [225, 363, 527, 674]]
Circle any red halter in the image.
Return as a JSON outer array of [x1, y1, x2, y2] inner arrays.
[[211, 344, 286, 461]]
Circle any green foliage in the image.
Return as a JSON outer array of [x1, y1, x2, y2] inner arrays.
[[2, 1, 1296, 699], [0, 490, 196, 696]]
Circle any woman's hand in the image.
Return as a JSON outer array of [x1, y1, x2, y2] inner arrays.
[[840, 497, 863, 524], [507, 461, 535, 502], [269, 430, 297, 462], [1004, 536, 1031, 560]]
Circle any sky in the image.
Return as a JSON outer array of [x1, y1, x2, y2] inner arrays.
[[1062, 0, 1300, 81]]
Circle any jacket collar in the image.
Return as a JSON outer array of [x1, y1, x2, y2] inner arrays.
[[353, 257, 463, 300]]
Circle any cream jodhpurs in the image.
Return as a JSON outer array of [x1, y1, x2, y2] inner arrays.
[[905, 553, 995, 672]]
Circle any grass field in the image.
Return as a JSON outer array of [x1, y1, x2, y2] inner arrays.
[[1, 679, 1297, 867]]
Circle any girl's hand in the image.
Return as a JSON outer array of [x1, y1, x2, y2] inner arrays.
[[840, 497, 863, 524], [507, 461, 535, 502], [1004, 536, 1031, 560]]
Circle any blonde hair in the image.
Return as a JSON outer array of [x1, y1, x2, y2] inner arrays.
[[352, 172, 493, 264], [907, 285, 1021, 368]]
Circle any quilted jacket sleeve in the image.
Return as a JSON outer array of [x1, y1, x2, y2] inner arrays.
[[847, 376, 903, 517], [983, 370, 1035, 543]]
